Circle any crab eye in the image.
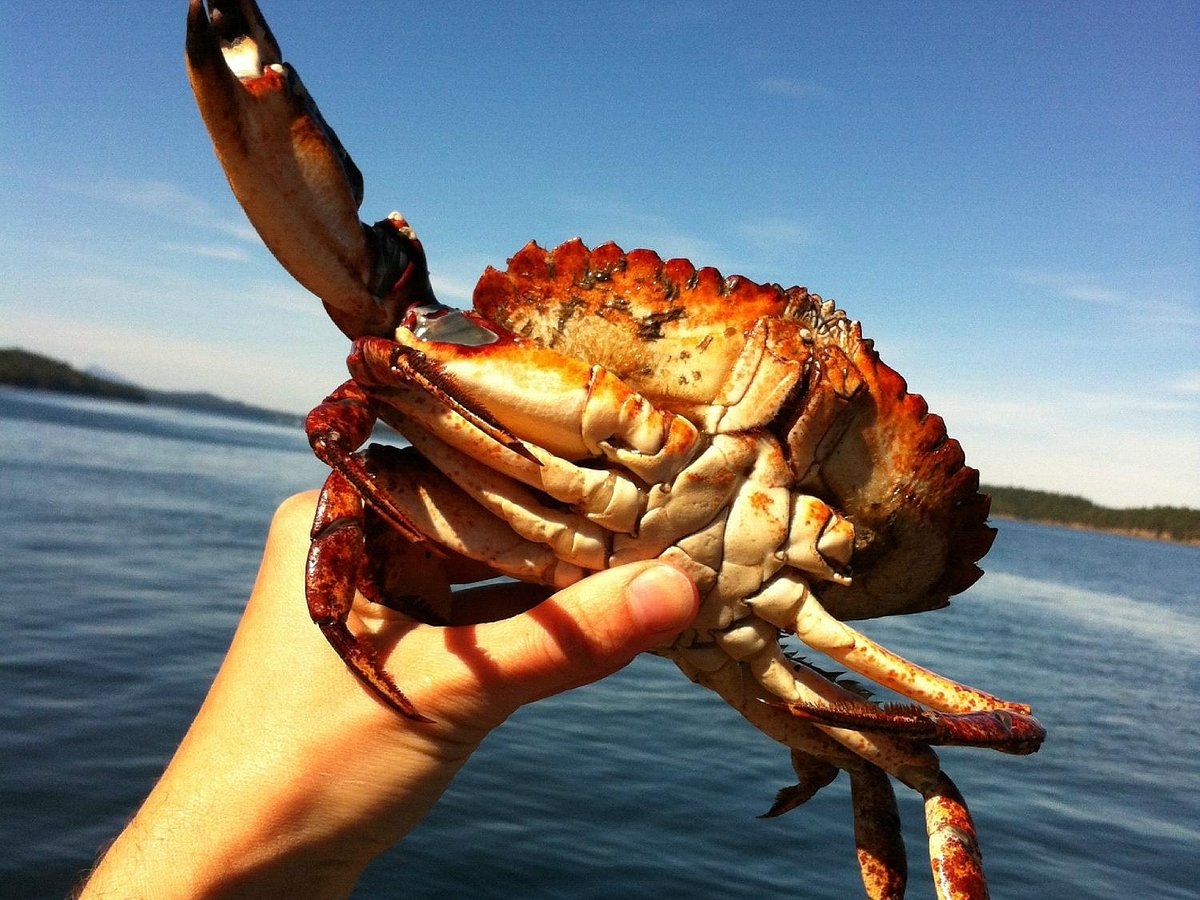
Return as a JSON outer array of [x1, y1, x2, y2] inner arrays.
[[411, 308, 499, 346]]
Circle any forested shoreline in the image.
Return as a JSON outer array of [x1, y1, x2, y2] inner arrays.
[[0, 347, 148, 402], [983, 485, 1200, 546], [1, 347, 300, 425]]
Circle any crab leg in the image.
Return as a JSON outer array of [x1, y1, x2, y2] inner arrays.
[[397, 425, 612, 571], [307, 467, 430, 721], [698, 623, 998, 896], [675, 632, 942, 791], [306, 380, 428, 544], [780, 698, 1045, 755], [925, 773, 988, 900], [738, 651, 1002, 897], [760, 748, 840, 819], [357, 364, 645, 535], [186, 0, 435, 338], [850, 764, 908, 900], [369, 332, 705, 482], [747, 572, 1033, 716], [678, 656, 990, 900], [364, 445, 587, 589], [309, 437, 606, 719], [713, 604, 1041, 772], [760, 749, 907, 900]]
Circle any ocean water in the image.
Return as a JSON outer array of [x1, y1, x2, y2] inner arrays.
[[1, 385, 1197, 898]]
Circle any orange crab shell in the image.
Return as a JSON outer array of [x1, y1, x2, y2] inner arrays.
[[472, 238, 996, 621]]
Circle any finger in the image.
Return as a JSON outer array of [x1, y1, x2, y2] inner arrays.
[[437, 561, 698, 721]]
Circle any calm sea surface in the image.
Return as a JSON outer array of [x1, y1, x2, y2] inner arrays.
[[2, 385, 1197, 899]]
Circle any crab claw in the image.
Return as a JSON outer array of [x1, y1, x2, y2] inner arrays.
[[185, 0, 436, 338]]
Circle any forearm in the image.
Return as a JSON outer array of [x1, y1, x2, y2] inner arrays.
[[80, 779, 364, 900], [80, 655, 481, 899], [82, 736, 468, 900]]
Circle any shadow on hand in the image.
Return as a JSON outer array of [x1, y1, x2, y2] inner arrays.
[[440, 582, 596, 689]]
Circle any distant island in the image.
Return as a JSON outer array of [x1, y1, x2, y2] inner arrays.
[[5, 346, 1197, 546], [1, 347, 302, 427], [982, 485, 1199, 546]]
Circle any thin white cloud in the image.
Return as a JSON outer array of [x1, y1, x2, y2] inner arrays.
[[1173, 372, 1200, 395], [1077, 388, 1198, 414], [974, 434, 1200, 510], [216, 220, 263, 244], [1014, 268, 1200, 327], [555, 194, 731, 270], [734, 217, 822, 249], [552, 195, 833, 280], [51, 266, 326, 324], [936, 382, 1199, 433], [57, 177, 264, 250], [912, 372, 1200, 509], [757, 77, 826, 100], [1014, 269, 1123, 305], [162, 242, 252, 262], [429, 272, 478, 306], [63, 178, 218, 221], [1060, 283, 1124, 305], [249, 280, 328, 318]]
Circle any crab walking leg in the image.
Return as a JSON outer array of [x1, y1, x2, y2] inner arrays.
[[364, 370, 646, 534], [673, 656, 916, 900], [686, 657, 993, 900], [350, 337, 682, 533], [732, 648, 996, 899], [306, 467, 430, 721], [781, 698, 1046, 755], [720, 611, 1041, 763], [851, 764, 908, 900], [759, 748, 841, 819], [398, 423, 612, 571], [671, 648, 880, 778], [925, 773, 989, 900], [309, 445, 600, 720], [762, 749, 907, 900], [707, 617, 999, 897], [397, 410, 840, 598], [748, 572, 1032, 715], [364, 446, 588, 589], [708, 618, 941, 782], [305, 379, 427, 543]]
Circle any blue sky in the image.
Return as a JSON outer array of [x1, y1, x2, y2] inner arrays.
[[2, 2, 1197, 508]]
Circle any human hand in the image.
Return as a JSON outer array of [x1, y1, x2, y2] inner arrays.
[[80, 491, 698, 899]]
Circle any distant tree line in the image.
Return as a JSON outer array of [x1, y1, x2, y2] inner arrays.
[[983, 484, 1200, 545], [1, 347, 301, 425], [0, 347, 148, 401]]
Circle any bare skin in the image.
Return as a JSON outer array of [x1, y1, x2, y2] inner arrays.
[[78, 491, 699, 899]]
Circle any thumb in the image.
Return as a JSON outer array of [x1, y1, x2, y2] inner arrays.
[[459, 561, 698, 718]]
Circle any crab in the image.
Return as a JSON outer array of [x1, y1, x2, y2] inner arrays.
[[185, 2, 1045, 898]]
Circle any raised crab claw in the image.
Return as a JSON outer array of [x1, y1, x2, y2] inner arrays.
[[186, 2, 1044, 897]]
